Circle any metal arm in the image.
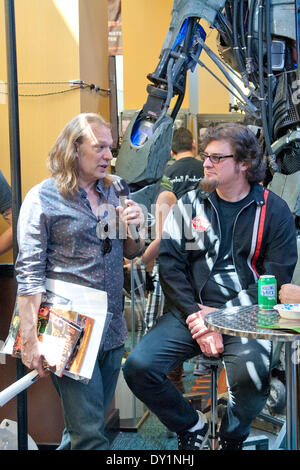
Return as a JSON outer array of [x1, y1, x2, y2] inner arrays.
[[116, 1, 300, 211], [116, 1, 225, 206]]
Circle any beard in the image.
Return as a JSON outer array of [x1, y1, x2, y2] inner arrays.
[[199, 176, 219, 193]]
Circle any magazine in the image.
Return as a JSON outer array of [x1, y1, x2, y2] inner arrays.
[[2, 289, 73, 358], [52, 307, 95, 376], [44, 278, 109, 381], [8, 302, 84, 378], [2, 278, 108, 381], [36, 310, 83, 377], [0, 279, 108, 407]]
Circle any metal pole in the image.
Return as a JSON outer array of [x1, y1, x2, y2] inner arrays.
[[295, 0, 300, 81], [210, 365, 218, 450], [4, 0, 28, 451], [130, 260, 137, 425], [285, 342, 293, 449], [285, 341, 300, 450]]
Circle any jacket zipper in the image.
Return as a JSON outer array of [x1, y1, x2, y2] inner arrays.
[[231, 199, 255, 287], [198, 197, 221, 303]]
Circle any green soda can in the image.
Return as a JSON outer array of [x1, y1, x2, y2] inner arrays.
[[258, 275, 277, 310]]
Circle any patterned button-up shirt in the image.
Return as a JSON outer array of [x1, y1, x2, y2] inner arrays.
[[15, 177, 127, 351], [0, 170, 12, 214]]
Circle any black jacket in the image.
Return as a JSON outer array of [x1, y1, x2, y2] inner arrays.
[[158, 183, 298, 319]]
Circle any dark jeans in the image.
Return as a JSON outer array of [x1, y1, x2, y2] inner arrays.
[[52, 345, 124, 450], [124, 312, 272, 442]]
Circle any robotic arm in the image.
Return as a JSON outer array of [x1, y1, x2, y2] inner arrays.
[[116, 1, 300, 213]]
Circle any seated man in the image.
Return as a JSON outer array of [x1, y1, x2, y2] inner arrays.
[[124, 123, 298, 450]]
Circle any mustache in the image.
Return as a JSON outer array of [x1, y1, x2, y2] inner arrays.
[[199, 177, 219, 193]]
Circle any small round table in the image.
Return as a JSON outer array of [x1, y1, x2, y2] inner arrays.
[[204, 304, 300, 450]]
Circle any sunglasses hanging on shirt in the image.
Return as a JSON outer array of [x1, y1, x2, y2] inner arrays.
[[96, 220, 112, 256]]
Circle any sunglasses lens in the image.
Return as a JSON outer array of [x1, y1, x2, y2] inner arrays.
[[97, 220, 112, 255], [102, 237, 112, 255]]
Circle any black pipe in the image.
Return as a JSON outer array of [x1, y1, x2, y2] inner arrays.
[[4, 0, 28, 451], [265, 0, 273, 139], [247, 0, 258, 86], [225, 2, 233, 24], [233, 0, 248, 84], [295, 0, 300, 82], [258, 0, 273, 158], [216, 11, 234, 48], [239, 0, 247, 54]]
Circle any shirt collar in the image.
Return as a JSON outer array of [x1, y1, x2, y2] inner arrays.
[[207, 183, 266, 207], [96, 180, 110, 199], [78, 180, 110, 200]]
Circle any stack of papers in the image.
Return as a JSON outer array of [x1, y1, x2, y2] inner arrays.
[[0, 279, 109, 407]]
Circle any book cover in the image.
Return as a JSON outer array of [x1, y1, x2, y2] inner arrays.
[[45, 279, 108, 381], [40, 310, 83, 376], [12, 303, 49, 358], [49, 308, 95, 376], [11, 304, 83, 377], [2, 279, 108, 382], [3, 289, 72, 358]]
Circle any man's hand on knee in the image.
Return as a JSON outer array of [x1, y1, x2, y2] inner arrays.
[[186, 305, 218, 340], [186, 311, 210, 339], [196, 331, 224, 357]]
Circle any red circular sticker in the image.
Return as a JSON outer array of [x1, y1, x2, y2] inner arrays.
[[192, 216, 211, 232]]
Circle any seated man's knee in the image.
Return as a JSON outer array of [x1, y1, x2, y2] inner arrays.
[[123, 350, 150, 388]]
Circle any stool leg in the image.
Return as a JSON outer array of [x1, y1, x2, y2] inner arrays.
[[210, 365, 219, 450]]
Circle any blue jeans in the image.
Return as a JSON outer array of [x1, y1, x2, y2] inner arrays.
[[52, 345, 124, 450], [124, 312, 272, 443]]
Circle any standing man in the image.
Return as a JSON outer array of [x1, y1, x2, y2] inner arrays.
[[15, 113, 144, 450], [164, 127, 204, 199], [0, 170, 13, 255], [124, 123, 297, 450]]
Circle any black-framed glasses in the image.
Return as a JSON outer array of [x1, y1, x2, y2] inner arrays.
[[199, 152, 234, 164], [96, 221, 112, 256]]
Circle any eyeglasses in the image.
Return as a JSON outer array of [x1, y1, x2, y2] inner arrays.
[[96, 221, 112, 256], [199, 152, 234, 164]]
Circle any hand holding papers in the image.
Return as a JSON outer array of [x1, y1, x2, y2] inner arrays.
[[44, 278, 109, 381], [0, 279, 109, 406]]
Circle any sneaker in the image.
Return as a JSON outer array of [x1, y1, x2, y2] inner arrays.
[[177, 411, 209, 450]]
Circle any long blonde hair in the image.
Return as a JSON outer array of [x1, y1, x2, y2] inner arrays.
[[47, 113, 113, 197]]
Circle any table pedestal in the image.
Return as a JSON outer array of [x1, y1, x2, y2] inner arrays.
[[285, 341, 300, 450], [204, 305, 300, 450]]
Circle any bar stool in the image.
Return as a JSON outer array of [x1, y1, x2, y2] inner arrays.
[[197, 357, 269, 450], [197, 357, 223, 450]]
